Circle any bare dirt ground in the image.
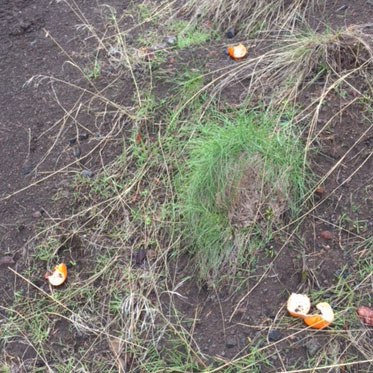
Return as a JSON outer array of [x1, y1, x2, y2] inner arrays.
[[0, 0, 372, 371], [0, 0, 127, 303]]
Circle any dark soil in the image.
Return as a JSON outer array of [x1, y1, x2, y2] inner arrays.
[[1, 0, 372, 371], [0, 0, 131, 362]]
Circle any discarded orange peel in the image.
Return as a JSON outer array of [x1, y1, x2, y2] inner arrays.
[[45, 263, 67, 286], [287, 293, 334, 329], [287, 293, 311, 319], [227, 43, 248, 60], [304, 302, 334, 329]]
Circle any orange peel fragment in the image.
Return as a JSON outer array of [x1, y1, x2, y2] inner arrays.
[[45, 263, 67, 286], [287, 293, 311, 319], [304, 302, 334, 330], [227, 43, 248, 60], [287, 294, 334, 329]]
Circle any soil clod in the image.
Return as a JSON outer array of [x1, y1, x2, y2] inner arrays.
[[133, 248, 147, 266], [268, 329, 283, 342], [226, 27, 236, 38], [0, 256, 15, 266], [225, 337, 237, 348], [320, 230, 333, 240]]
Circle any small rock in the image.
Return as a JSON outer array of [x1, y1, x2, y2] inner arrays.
[[226, 27, 236, 38], [305, 338, 321, 357], [81, 169, 94, 178], [164, 35, 177, 46], [268, 329, 283, 342], [320, 230, 333, 240], [225, 336, 236, 348], [21, 162, 33, 176], [32, 210, 42, 218]]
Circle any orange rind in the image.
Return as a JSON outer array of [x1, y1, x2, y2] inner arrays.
[[304, 302, 334, 330], [227, 43, 248, 60], [287, 294, 334, 329], [45, 263, 67, 286], [287, 293, 311, 319]]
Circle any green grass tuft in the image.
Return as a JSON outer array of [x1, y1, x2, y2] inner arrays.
[[169, 20, 215, 49], [177, 109, 309, 283]]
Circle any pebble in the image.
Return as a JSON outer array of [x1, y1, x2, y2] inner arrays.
[[32, 210, 42, 218], [226, 27, 236, 39], [81, 169, 93, 178], [320, 230, 333, 240], [21, 162, 33, 176], [268, 329, 283, 342]]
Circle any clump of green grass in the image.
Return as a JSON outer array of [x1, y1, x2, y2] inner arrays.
[[178, 109, 308, 283], [169, 20, 215, 49]]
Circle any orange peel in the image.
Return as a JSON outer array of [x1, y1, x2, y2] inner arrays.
[[287, 293, 311, 319], [227, 43, 248, 60], [45, 263, 67, 286], [303, 302, 334, 330], [287, 294, 334, 329]]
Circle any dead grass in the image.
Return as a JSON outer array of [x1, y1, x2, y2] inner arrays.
[[183, 0, 318, 36], [210, 23, 373, 108]]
